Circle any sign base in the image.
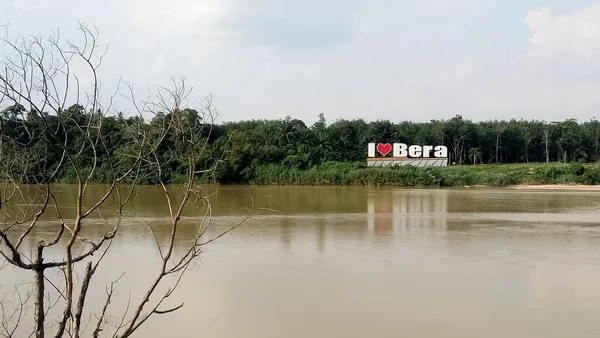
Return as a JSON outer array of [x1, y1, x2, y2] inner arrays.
[[367, 157, 448, 167]]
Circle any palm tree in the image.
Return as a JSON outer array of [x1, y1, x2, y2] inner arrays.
[[469, 147, 482, 165], [310, 128, 333, 163]]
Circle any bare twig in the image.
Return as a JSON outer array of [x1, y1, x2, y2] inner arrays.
[[0, 22, 259, 338]]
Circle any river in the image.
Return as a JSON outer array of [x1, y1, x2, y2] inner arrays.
[[2, 185, 600, 337]]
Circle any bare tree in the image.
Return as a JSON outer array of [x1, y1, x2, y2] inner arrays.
[[543, 122, 551, 163], [518, 119, 533, 164], [0, 22, 259, 338]]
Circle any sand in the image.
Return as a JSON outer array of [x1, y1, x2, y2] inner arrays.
[[509, 184, 600, 191]]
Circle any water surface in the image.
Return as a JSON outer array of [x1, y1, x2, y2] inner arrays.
[[2, 186, 600, 338]]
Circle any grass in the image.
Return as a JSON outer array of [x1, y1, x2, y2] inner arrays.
[[248, 161, 600, 187]]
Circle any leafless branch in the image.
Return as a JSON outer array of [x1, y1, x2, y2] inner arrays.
[[0, 22, 260, 338]]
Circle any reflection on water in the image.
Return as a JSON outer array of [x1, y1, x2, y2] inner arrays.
[[2, 186, 600, 338], [367, 189, 448, 237]]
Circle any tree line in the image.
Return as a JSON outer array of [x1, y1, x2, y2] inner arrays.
[[2, 103, 599, 184]]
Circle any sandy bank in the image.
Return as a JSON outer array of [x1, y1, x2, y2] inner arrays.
[[509, 184, 600, 191]]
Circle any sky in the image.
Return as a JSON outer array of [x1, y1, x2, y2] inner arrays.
[[1, 0, 600, 125]]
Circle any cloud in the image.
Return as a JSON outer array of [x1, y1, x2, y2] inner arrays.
[[524, 4, 600, 59], [12, 0, 56, 11], [132, 0, 222, 24], [3, 0, 600, 124], [127, 0, 368, 49], [421, 0, 471, 10], [130, 0, 225, 40], [216, 0, 369, 49], [519, 2, 600, 92]]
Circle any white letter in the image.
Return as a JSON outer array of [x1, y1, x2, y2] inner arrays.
[[368, 143, 375, 157], [434, 145, 448, 158], [422, 145, 433, 158], [393, 143, 407, 157], [408, 145, 422, 157]]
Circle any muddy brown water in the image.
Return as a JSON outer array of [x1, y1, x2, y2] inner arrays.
[[2, 185, 600, 337]]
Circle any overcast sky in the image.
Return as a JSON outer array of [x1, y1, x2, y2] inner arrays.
[[1, 0, 600, 124]]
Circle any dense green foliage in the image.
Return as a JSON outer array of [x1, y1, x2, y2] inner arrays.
[[2, 104, 600, 186], [251, 162, 600, 186]]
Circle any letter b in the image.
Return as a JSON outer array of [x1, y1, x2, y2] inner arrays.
[[393, 143, 408, 157]]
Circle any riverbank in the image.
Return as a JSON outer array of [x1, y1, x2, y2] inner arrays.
[[509, 184, 600, 191], [247, 162, 600, 187]]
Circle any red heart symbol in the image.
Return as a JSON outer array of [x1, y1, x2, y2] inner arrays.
[[376, 143, 392, 156]]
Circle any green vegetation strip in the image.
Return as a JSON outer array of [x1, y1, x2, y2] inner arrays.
[[249, 162, 600, 187]]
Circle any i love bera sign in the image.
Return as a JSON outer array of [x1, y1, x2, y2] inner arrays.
[[367, 143, 448, 167]]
